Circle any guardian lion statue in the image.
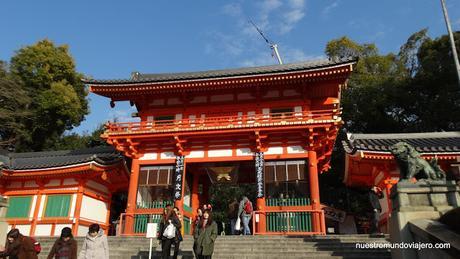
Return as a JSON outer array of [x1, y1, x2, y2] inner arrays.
[[390, 142, 445, 181]]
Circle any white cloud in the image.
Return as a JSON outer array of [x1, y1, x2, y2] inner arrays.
[[222, 3, 243, 17], [322, 0, 340, 16], [208, 0, 313, 67], [240, 47, 325, 67], [107, 106, 139, 123]]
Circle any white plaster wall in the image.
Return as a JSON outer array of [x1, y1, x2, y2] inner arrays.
[[151, 99, 165, 105], [77, 226, 89, 237], [265, 147, 283, 155], [34, 224, 52, 236], [287, 146, 306, 154], [45, 179, 61, 187], [190, 96, 207, 104], [15, 225, 31, 236], [7, 182, 21, 188], [160, 152, 175, 159], [186, 151, 204, 158], [210, 94, 233, 102], [29, 195, 37, 218], [38, 195, 46, 219], [86, 180, 108, 194], [284, 89, 298, 96], [208, 149, 232, 157], [236, 148, 253, 156], [294, 106, 302, 116], [80, 196, 108, 223], [54, 224, 73, 236], [140, 152, 158, 160], [69, 194, 77, 218], [24, 181, 38, 188], [168, 98, 181, 105], [237, 93, 254, 100], [264, 90, 280, 98], [63, 178, 78, 185]]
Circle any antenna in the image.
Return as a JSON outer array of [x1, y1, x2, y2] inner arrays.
[[249, 20, 283, 64]]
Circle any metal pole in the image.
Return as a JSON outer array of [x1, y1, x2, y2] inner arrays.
[[271, 44, 283, 64], [440, 0, 460, 85], [148, 238, 153, 259]]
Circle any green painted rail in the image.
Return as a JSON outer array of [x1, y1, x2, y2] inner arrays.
[[266, 212, 312, 232], [183, 216, 191, 235], [183, 204, 192, 213], [265, 198, 312, 232], [265, 198, 310, 206], [136, 200, 173, 209], [133, 214, 162, 234]]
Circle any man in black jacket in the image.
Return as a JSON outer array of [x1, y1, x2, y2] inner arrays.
[[369, 186, 384, 235]]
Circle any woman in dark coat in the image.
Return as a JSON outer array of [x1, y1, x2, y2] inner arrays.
[[0, 229, 38, 259], [193, 210, 218, 259], [158, 207, 182, 259], [47, 227, 77, 259]]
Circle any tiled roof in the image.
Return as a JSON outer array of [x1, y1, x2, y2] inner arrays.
[[83, 57, 356, 85], [0, 146, 124, 171], [342, 132, 460, 154]]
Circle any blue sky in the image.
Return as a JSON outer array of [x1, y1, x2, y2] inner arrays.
[[1, 0, 459, 135]]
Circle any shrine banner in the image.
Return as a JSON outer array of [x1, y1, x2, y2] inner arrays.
[[255, 152, 264, 198], [174, 156, 185, 200]]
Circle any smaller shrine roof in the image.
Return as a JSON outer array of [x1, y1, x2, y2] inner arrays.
[[342, 132, 460, 155], [0, 146, 124, 171], [83, 57, 356, 85]]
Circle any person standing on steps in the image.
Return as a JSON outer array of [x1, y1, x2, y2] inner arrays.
[[227, 198, 239, 235], [0, 229, 38, 259], [78, 224, 109, 259], [172, 206, 183, 259], [47, 227, 77, 259], [369, 186, 384, 236], [238, 196, 253, 235], [193, 210, 217, 259], [158, 207, 182, 259]]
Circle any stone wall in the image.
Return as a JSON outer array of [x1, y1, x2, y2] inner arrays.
[[389, 180, 460, 259]]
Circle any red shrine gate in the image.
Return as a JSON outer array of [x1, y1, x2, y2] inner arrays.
[[85, 58, 356, 235]]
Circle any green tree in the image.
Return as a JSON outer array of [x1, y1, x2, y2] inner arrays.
[[49, 124, 108, 151], [0, 61, 31, 149], [403, 31, 460, 131], [9, 39, 88, 151], [326, 37, 409, 133]]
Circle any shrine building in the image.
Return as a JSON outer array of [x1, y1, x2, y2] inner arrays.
[[0, 146, 129, 237], [342, 132, 460, 233], [85, 57, 357, 235]]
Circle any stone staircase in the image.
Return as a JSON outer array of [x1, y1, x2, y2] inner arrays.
[[37, 234, 391, 259]]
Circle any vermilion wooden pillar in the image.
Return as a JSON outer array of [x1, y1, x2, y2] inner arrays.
[[30, 182, 44, 236], [124, 158, 140, 235], [256, 197, 266, 234], [191, 172, 200, 218], [72, 179, 85, 236], [308, 150, 321, 233]]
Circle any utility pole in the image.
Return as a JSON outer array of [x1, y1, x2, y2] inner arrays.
[[440, 0, 460, 86]]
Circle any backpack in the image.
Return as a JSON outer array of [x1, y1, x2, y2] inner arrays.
[[29, 237, 41, 254], [244, 200, 253, 214], [163, 221, 176, 239]]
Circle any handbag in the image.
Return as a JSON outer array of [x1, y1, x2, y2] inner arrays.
[[234, 217, 241, 231], [163, 221, 176, 239]]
